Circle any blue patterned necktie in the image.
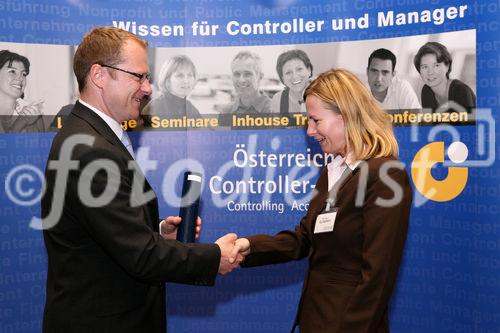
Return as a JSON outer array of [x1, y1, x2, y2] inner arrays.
[[120, 131, 135, 159]]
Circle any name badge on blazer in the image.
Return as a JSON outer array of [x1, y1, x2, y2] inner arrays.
[[314, 208, 337, 234]]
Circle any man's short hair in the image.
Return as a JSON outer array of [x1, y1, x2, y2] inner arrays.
[[73, 26, 148, 92], [368, 48, 397, 72], [231, 51, 263, 78]]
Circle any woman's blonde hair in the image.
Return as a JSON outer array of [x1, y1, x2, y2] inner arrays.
[[304, 68, 398, 160]]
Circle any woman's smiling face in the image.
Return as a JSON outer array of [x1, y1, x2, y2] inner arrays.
[[282, 58, 311, 94], [306, 95, 346, 156], [168, 65, 196, 98], [0, 60, 27, 99], [419, 53, 449, 88]]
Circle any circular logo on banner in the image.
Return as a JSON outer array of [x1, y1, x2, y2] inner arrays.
[[411, 141, 469, 202]]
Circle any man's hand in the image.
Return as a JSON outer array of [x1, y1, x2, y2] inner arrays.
[[215, 233, 243, 275], [159, 216, 202, 240], [230, 238, 250, 263]]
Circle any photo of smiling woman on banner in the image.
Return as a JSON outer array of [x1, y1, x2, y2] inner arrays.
[[414, 41, 476, 110], [271, 49, 313, 114], [143, 55, 202, 119], [232, 69, 413, 333], [0, 50, 45, 133]]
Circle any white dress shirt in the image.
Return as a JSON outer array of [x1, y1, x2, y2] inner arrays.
[[327, 154, 361, 191]]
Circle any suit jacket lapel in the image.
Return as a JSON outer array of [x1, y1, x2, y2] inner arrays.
[[308, 168, 329, 227], [71, 101, 130, 157], [71, 102, 158, 228], [336, 167, 357, 194], [334, 161, 366, 206]]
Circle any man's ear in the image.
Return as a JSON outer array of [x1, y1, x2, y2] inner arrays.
[[392, 70, 396, 77], [89, 64, 105, 89]]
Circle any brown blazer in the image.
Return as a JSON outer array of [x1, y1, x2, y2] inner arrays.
[[242, 157, 412, 333]]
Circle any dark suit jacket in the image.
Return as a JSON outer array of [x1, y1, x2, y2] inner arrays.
[[41, 102, 220, 332], [242, 157, 412, 333]]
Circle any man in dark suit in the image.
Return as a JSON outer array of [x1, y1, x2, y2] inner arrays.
[[41, 27, 239, 332]]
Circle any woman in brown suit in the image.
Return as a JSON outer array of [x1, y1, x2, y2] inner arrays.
[[233, 69, 412, 333]]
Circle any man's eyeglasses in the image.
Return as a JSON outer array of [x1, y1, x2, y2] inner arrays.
[[100, 64, 151, 83]]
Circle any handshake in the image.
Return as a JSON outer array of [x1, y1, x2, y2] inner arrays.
[[159, 217, 251, 275], [214, 233, 250, 275]]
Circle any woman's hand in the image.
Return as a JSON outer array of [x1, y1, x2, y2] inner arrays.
[[18, 100, 44, 124]]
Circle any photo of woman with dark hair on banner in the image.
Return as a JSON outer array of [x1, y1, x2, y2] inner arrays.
[[414, 42, 476, 111], [271, 49, 313, 114], [0, 50, 45, 133], [143, 55, 202, 121], [232, 69, 412, 333]]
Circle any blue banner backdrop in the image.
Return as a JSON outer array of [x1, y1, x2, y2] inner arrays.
[[1, 1, 499, 332]]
